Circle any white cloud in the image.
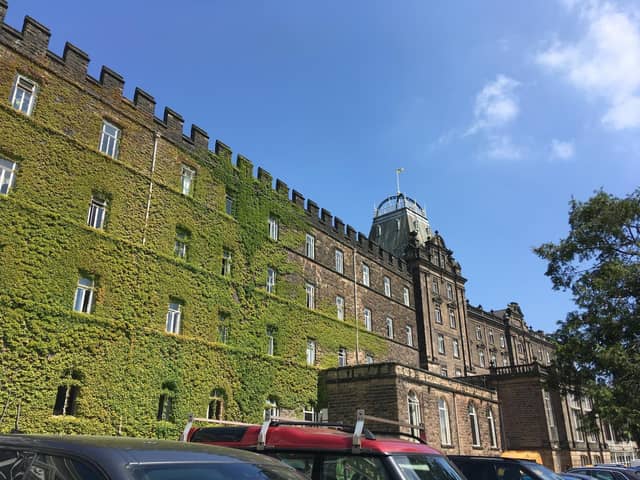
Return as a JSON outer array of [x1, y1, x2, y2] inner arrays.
[[468, 75, 521, 134], [550, 139, 576, 160], [485, 135, 523, 160], [536, 1, 640, 129]]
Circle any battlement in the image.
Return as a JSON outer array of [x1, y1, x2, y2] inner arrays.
[[0, 2, 409, 278]]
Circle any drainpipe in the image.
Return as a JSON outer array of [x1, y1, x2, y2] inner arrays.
[[142, 132, 160, 245]]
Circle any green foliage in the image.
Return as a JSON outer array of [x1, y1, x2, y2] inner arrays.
[[534, 188, 640, 443]]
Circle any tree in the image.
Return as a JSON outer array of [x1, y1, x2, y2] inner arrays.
[[535, 188, 640, 444]]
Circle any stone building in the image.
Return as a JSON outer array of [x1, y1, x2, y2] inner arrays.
[[0, 1, 636, 467]]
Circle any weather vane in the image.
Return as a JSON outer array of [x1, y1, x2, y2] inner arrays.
[[395, 168, 404, 195]]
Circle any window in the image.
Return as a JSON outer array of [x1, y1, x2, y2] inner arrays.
[[335, 249, 344, 274], [383, 276, 391, 297], [453, 339, 460, 358], [181, 165, 195, 196], [406, 325, 413, 347], [407, 391, 422, 438], [543, 390, 558, 442], [338, 347, 347, 367], [207, 389, 224, 420], [449, 310, 456, 328], [303, 405, 316, 422], [165, 302, 181, 334], [266, 267, 276, 294], [306, 339, 316, 365], [266, 327, 276, 356], [403, 286, 410, 306], [365, 353, 374, 364], [446, 282, 454, 300], [87, 196, 107, 229], [488, 408, 498, 448], [174, 228, 189, 259], [268, 216, 279, 241], [305, 282, 315, 309], [10, 74, 37, 115], [476, 326, 482, 340], [53, 370, 82, 416], [386, 317, 394, 339], [336, 296, 344, 320], [490, 352, 497, 367], [432, 279, 439, 295], [264, 397, 279, 420], [488, 330, 495, 344], [502, 352, 509, 366], [363, 308, 372, 331], [99, 120, 120, 158], [469, 403, 481, 446], [73, 276, 95, 313], [441, 366, 448, 377], [479, 349, 486, 368], [500, 335, 505, 348], [362, 263, 370, 286], [437, 334, 445, 354], [438, 399, 452, 446], [221, 249, 232, 276], [546, 351, 551, 365], [218, 322, 229, 344], [455, 368, 463, 377], [517, 342, 524, 354], [435, 306, 442, 324], [157, 381, 176, 421], [0, 158, 17, 194], [305, 234, 315, 259]]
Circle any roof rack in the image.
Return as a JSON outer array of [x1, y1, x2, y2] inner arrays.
[[181, 409, 426, 453]]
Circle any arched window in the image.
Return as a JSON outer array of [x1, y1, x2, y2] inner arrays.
[[469, 403, 481, 447], [264, 396, 279, 420], [157, 380, 177, 422], [438, 398, 452, 446], [207, 389, 225, 420], [53, 369, 83, 416], [407, 391, 422, 438], [487, 407, 498, 448]]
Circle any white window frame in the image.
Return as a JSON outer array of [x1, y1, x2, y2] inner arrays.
[[365, 353, 374, 364], [165, 302, 181, 334], [306, 339, 316, 365], [10, 74, 37, 115], [87, 196, 107, 229], [218, 324, 229, 344], [267, 328, 275, 356], [221, 249, 232, 276], [305, 234, 315, 259], [441, 367, 448, 377], [99, 120, 120, 158], [385, 317, 394, 339], [543, 390, 558, 442], [225, 194, 234, 216], [491, 352, 497, 367], [476, 326, 482, 340], [305, 282, 315, 309], [174, 229, 188, 259], [407, 391, 422, 438], [181, 165, 195, 196], [264, 398, 279, 420], [432, 279, 439, 295], [383, 276, 391, 297], [455, 368, 462, 377], [439, 398, 452, 446], [453, 339, 460, 358], [335, 249, 344, 274], [500, 335, 506, 348], [446, 282, 454, 300], [437, 334, 445, 354], [502, 352, 509, 366], [403, 287, 410, 306], [449, 310, 456, 328], [266, 267, 276, 294], [435, 306, 442, 324], [338, 347, 347, 367], [479, 350, 486, 368], [336, 296, 344, 320], [303, 405, 316, 422], [363, 308, 372, 331], [0, 158, 18, 195], [268, 216, 279, 241], [488, 330, 495, 344], [488, 408, 498, 448], [406, 325, 413, 347], [362, 263, 370, 287], [469, 404, 481, 447], [73, 276, 95, 314]]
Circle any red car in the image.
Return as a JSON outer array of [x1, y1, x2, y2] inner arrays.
[[183, 410, 465, 480]]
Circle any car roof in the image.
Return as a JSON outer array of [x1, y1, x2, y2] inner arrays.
[[0, 434, 289, 466], [190, 425, 443, 455]]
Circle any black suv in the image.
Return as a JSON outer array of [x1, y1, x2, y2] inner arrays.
[[449, 455, 562, 480]]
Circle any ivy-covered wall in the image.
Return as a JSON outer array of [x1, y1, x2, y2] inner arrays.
[[0, 27, 394, 437]]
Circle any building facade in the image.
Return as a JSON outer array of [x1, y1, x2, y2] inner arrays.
[[0, 1, 636, 466]]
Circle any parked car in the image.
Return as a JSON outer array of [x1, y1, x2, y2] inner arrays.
[[567, 466, 640, 480], [0, 434, 305, 480], [448, 455, 563, 480], [184, 411, 466, 480], [559, 473, 595, 480]]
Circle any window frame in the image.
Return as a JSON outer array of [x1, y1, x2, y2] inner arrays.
[[305, 233, 315, 259], [437, 333, 445, 354], [363, 308, 372, 331], [305, 282, 315, 309], [383, 276, 391, 297], [99, 120, 121, 158], [10, 74, 37, 115], [449, 310, 456, 328], [335, 249, 344, 274], [362, 263, 370, 287], [73, 276, 95, 314], [266, 327, 276, 356], [385, 317, 394, 339], [403, 286, 410, 306], [453, 339, 460, 358], [469, 403, 481, 447], [181, 164, 196, 196], [438, 398, 452, 446], [338, 347, 347, 367], [268, 216, 279, 241], [266, 267, 276, 294], [0, 158, 18, 195], [221, 249, 232, 276], [336, 295, 345, 321], [406, 325, 413, 347], [435, 305, 442, 324], [87, 196, 107, 229], [306, 339, 316, 365], [487, 407, 498, 448], [165, 302, 182, 334]]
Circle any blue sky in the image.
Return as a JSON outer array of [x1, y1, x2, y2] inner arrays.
[[6, 0, 639, 334]]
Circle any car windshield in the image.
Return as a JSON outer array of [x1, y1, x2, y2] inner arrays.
[[525, 463, 564, 480], [130, 462, 304, 480], [390, 454, 465, 480]]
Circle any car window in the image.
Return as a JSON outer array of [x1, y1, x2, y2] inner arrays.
[[525, 463, 564, 480], [0, 449, 105, 480], [271, 453, 316, 478], [321, 455, 389, 480], [131, 462, 303, 480], [390, 455, 464, 480]]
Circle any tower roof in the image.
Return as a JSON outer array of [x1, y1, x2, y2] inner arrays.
[[374, 194, 426, 219]]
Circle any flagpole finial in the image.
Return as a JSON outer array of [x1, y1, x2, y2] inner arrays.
[[395, 168, 405, 195]]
